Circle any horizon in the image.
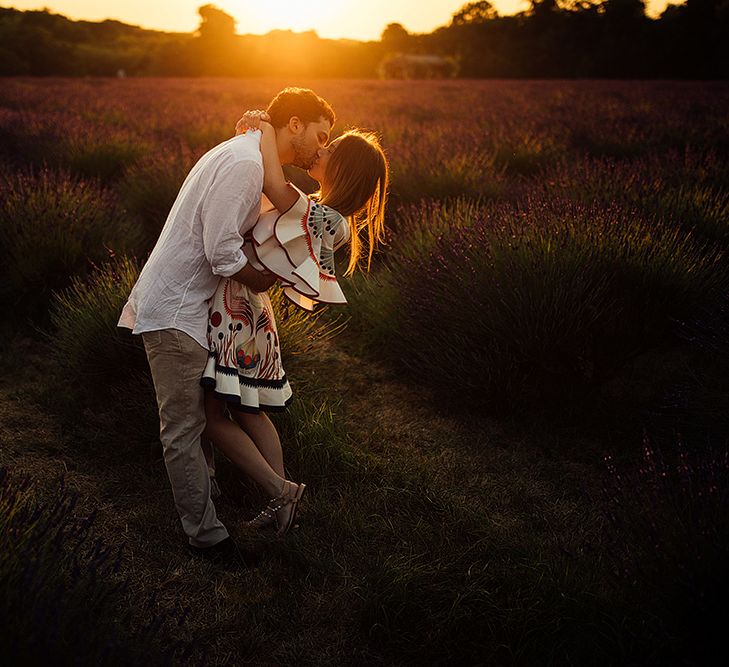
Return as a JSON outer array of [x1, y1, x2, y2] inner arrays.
[[4, 0, 673, 41]]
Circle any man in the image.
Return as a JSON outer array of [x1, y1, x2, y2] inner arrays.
[[118, 88, 335, 567]]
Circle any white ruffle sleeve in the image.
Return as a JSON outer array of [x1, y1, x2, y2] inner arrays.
[[244, 185, 350, 311]]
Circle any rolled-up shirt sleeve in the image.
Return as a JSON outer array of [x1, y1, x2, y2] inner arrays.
[[200, 159, 263, 277]]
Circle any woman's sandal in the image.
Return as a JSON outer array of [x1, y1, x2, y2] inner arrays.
[[245, 480, 306, 535], [274, 480, 306, 536], [245, 501, 278, 530]]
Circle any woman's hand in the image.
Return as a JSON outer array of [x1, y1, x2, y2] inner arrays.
[[239, 108, 298, 214], [235, 110, 272, 136]]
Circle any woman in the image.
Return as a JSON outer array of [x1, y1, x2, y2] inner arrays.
[[201, 111, 388, 536]]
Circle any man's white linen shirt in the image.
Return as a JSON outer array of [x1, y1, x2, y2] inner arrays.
[[118, 131, 263, 349]]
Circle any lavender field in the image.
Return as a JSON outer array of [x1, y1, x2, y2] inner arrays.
[[2, 78, 729, 666]]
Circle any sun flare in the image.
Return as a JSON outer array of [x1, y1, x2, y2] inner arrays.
[[241, 0, 347, 34]]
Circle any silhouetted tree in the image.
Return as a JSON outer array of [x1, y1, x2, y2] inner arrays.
[[197, 4, 236, 41], [381, 22, 411, 52], [451, 1, 499, 24], [188, 5, 240, 76], [530, 0, 560, 17], [601, 0, 646, 20]]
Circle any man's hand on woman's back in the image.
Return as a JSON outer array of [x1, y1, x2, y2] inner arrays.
[[231, 263, 277, 293]]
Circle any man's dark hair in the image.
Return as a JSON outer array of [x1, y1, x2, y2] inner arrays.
[[266, 87, 335, 129]]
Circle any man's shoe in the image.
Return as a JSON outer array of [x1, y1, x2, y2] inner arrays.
[[187, 536, 260, 569]]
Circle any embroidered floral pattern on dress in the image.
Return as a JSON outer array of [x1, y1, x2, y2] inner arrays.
[[201, 279, 292, 413], [305, 202, 338, 279]]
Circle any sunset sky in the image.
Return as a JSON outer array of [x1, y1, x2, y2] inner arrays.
[[6, 0, 673, 41]]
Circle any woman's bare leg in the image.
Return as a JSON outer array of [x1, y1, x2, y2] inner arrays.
[[230, 411, 285, 478], [202, 392, 292, 499], [230, 410, 301, 531]]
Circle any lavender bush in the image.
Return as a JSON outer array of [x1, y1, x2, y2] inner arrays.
[[0, 466, 196, 665], [0, 168, 142, 319], [347, 196, 729, 412]]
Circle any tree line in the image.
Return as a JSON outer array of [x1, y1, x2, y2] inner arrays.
[[0, 1, 726, 78]]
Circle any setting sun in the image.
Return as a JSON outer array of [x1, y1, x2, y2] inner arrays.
[[243, 0, 347, 34]]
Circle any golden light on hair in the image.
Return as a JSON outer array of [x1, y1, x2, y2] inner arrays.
[[317, 130, 389, 275]]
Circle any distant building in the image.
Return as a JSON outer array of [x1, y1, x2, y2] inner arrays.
[[379, 54, 458, 79]]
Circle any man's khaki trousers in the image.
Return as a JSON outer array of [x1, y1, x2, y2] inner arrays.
[[142, 328, 229, 548]]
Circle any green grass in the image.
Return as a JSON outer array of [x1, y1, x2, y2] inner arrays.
[[208, 378, 625, 665]]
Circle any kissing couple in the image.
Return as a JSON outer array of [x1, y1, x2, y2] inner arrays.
[[118, 87, 389, 569]]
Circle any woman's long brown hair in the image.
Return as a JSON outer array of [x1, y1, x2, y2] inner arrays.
[[318, 130, 389, 275]]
